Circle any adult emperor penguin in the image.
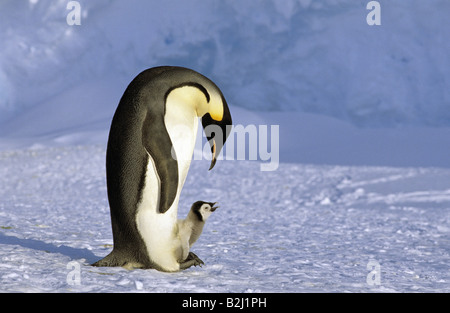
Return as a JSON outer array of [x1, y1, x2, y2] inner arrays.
[[92, 66, 232, 272]]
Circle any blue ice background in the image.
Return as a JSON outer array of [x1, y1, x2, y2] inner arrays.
[[0, 0, 449, 127]]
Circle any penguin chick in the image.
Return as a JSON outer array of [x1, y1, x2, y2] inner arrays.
[[176, 201, 218, 267]]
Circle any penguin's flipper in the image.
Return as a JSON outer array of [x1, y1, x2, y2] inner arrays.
[[142, 113, 179, 214]]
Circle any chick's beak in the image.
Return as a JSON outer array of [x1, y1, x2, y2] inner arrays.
[[210, 202, 219, 212]]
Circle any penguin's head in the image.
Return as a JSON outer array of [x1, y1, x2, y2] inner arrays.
[[201, 92, 232, 171], [191, 201, 219, 222], [162, 67, 232, 170]]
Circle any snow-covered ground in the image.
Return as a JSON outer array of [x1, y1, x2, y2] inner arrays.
[[1, 145, 449, 292], [1, 0, 449, 293], [0, 104, 449, 292]]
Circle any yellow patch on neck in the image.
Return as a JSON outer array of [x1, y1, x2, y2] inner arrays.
[[166, 85, 224, 121], [207, 91, 224, 121]]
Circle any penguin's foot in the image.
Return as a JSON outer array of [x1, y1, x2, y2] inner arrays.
[[92, 254, 120, 267], [92, 250, 148, 269], [122, 262, 145, 270], [179, 252, 204, 270], [188, 252, 204, 266]]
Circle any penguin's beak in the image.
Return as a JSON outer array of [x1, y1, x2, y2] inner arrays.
[[210, 202, 219, 212], [201, 99, 232, 171], [209, 138, 217, 171]]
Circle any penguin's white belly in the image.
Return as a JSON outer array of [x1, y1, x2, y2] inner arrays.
[[135, 159, 180, 271], [136, 94, 198, 272]]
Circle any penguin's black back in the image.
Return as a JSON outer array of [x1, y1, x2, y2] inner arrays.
[[104, 74, 151, 266]]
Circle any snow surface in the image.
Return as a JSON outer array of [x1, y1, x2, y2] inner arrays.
[[1, 145, 449, 293], [0, 0, 449, 293]]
